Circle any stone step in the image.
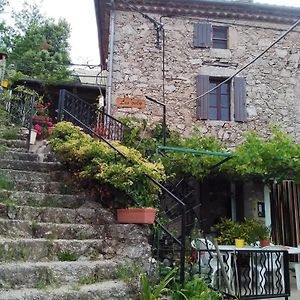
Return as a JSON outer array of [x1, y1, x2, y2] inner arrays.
[[0, 238, 110, 262], [0, 169, 70, 182], [0, 280, 132, 300], [0, 281, 131, 300], [14, 180, 76, 194], [0, 191, 86, 208], [0, 139, 27, 149], [0, 159, 62, 172], [0, 260, 121, 290], [0, 219, 102, 240], [2, 150, 39, 162], [0, 203, 114, 225]]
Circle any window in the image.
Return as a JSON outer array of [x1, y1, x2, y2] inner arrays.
[[209, 79, 230, 120], [196, 75, 247, 122], [212, 26, 228, 49], [193, 23, 228, 49]]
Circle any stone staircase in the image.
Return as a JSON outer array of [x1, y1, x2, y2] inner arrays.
[[0, 138, 151, 299]]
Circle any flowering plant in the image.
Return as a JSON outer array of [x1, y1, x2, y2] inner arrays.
[[34, 121, 53, 139]]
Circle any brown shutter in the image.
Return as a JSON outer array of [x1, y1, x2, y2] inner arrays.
[[196, 75, 210, 120], [193, 23, 212, 48], [234, 77, 247, 122]]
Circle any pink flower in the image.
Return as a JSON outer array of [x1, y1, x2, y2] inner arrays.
[[47, 121, 53, 127], [34, 124, 43, 131]]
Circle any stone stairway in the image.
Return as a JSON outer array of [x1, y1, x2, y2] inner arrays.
[[0, 138, 151, 299]]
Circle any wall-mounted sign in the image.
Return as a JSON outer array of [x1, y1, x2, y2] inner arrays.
[[116, 97, 146, 109]]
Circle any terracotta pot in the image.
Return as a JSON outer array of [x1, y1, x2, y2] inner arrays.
[[260, 239, 270, 247], [117, 208, 157, 224]]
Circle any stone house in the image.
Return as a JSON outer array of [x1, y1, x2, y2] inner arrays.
[[94, 0, 300, 244]]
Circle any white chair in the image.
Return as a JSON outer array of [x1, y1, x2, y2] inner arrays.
[[191, 238, 232, 287]]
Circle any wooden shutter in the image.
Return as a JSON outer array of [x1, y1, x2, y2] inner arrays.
[[196, 75, 210, 120], [193, 23, 212, 48], [234, 77, 247, 122]]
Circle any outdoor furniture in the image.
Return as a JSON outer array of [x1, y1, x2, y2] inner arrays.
[[191, 238, 233, 287]]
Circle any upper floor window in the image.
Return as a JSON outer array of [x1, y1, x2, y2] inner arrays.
[[193, 23, 228, 49], [212, 26, 228, 49], [196, 75, 247, 122]]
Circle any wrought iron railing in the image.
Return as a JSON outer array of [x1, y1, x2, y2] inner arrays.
[[57, 90, 187, 287], [0, 89, 36, 149], [58, 89, 124, 141], [191, 246, 290, 299]]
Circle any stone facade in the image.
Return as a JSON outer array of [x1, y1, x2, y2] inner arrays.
[[109, 9, 300, 147]]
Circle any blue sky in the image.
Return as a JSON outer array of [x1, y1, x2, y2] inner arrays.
[[3, 0, 300, 65]]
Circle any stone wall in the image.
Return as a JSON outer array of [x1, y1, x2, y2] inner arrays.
[[110, 11, 300, 146]]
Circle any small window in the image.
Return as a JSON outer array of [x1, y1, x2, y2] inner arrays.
[[212, 26, 228, 49], [209, 78, 230, 121]]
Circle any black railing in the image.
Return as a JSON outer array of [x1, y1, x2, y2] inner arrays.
[[57, 90, 187, 287], [58, 89, 124, 141], [0, 89, 36, 149], [191, 246, 290, 299]]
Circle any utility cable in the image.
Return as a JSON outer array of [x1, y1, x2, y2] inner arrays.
[[183, 17, 300, 105]]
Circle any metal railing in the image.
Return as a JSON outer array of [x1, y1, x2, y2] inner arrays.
[[58, 89, 124, 141], [57, 89, 187, 287], [191, 247, 290, 299], [0, 89, 36, 149]]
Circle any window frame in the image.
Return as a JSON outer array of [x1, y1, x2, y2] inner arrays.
[[212, 26, 228, 49], [209, 77, 231, 121]]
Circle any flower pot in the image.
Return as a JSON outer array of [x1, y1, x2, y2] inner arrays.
[[260, 239, 270, 247], [235, 239, 245, 248], [1, 79, 8, 88], [117, 208, 157, 224], [30, 129, 38, 145]]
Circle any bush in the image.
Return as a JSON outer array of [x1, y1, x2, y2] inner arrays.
[[50, 122, 167, 207]]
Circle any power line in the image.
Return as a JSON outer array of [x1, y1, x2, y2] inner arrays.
[[183, 17, 300, 106]]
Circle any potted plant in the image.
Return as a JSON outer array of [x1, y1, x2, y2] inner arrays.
[[116, 191, 158, 225]]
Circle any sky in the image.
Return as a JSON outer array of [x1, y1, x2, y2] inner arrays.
[[2, 0, 300, 65]]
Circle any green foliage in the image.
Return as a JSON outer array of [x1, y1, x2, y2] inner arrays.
[[57, 250, 79, 262], [221, 128, 300, 183], [215, 218, 270, 245], [2, 1, 72, 83], [50, 122, 167, 207], [140, 268, 177, 300], [0, 174, 15, 190], [0, 127, 19, 140], [175, 276, 221, 300]]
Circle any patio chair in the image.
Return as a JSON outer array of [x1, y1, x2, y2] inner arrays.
[[191, 238, 233, 287]]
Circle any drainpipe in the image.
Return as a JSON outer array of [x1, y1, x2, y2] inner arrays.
[[106, 1, 116, 116]]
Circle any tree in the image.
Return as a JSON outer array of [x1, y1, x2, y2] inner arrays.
[[3, 1, 72, 83]]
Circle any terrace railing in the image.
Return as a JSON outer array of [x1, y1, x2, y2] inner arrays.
[[191, 247, 290, 299], [58, 89, 124, 141], [0, 88, 36, 149]]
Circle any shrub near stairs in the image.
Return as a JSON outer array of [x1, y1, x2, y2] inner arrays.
[[50, 121, 167, 208], [0, 127, 152, 299]]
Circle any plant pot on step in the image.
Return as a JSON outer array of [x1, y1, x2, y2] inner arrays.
[[117, 207, 157, 224], [30, 129, 38, 145]]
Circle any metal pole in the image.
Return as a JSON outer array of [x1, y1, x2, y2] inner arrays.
[[58, 89, 65, 122], [27, 95, 36, 151], [180, 204, 186, 289]]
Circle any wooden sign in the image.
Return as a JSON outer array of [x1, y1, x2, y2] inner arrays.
[[116, 97, 146, 109]]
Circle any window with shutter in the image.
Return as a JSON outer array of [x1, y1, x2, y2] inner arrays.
[[196, 76, 246, 122], [194, 23, 228, 49]]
